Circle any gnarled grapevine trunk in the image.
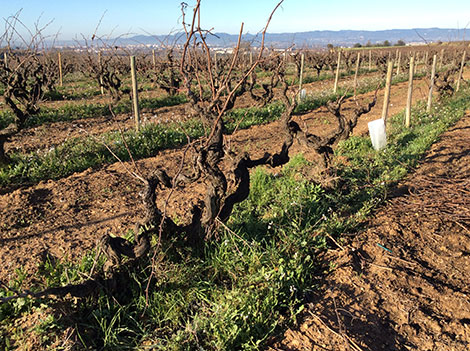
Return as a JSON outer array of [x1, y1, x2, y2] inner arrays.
[[295, 93, 377, 168]]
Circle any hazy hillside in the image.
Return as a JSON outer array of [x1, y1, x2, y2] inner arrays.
[[100, 28, 466, 48]]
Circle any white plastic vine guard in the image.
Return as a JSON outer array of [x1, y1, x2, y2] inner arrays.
[[368, 118, 387, 150]]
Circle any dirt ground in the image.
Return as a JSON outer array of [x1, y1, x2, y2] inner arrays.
[[269, 112, 470, 350], [0, 71, 437, 284], [1, 68, 470, 351]]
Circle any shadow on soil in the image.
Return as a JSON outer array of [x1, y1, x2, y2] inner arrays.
[[0, 212, 130, 244]]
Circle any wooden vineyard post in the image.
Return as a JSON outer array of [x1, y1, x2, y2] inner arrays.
[[456, 50, 466, 92], [427, 54, 437, 113], [368, 50, 372, 71], [381, 60, 394, 126], [405, 56, 415, 128], [58, 51, 63, 87], [3, 52, 7, 69], [353, 52, 361, 97], [249, 51, 254, 85], [152, 49, 156, 70], [396, 51, 401, 75], [98, 51, 104, 95], [334, 50, 341, 93], [130, 56, 141, 132], [439, 48, 444, 69], [298, 53, 305, 97]]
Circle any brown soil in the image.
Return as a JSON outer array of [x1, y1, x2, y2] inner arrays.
[[1, 64, 469, 350], [0, 71, 460, 284], [269, 113, 470, 350]]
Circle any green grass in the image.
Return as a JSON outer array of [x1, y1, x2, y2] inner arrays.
[[0, 68, 427, 187], [0, 103, 284, 186], [293, 67, 379, 86], [0, 95, 187, 130], [43, 86, 101, 101], [295, 67, 430, 114], [1, 87, 469, 350]]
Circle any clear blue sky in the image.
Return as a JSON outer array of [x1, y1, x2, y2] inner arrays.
[[2, 0, 470, 40]]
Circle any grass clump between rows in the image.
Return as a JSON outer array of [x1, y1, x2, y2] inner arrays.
[[0, 94, 187, 131]]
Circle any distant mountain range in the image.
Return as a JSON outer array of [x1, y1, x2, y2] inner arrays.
[[57, 28, 468, 49]]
